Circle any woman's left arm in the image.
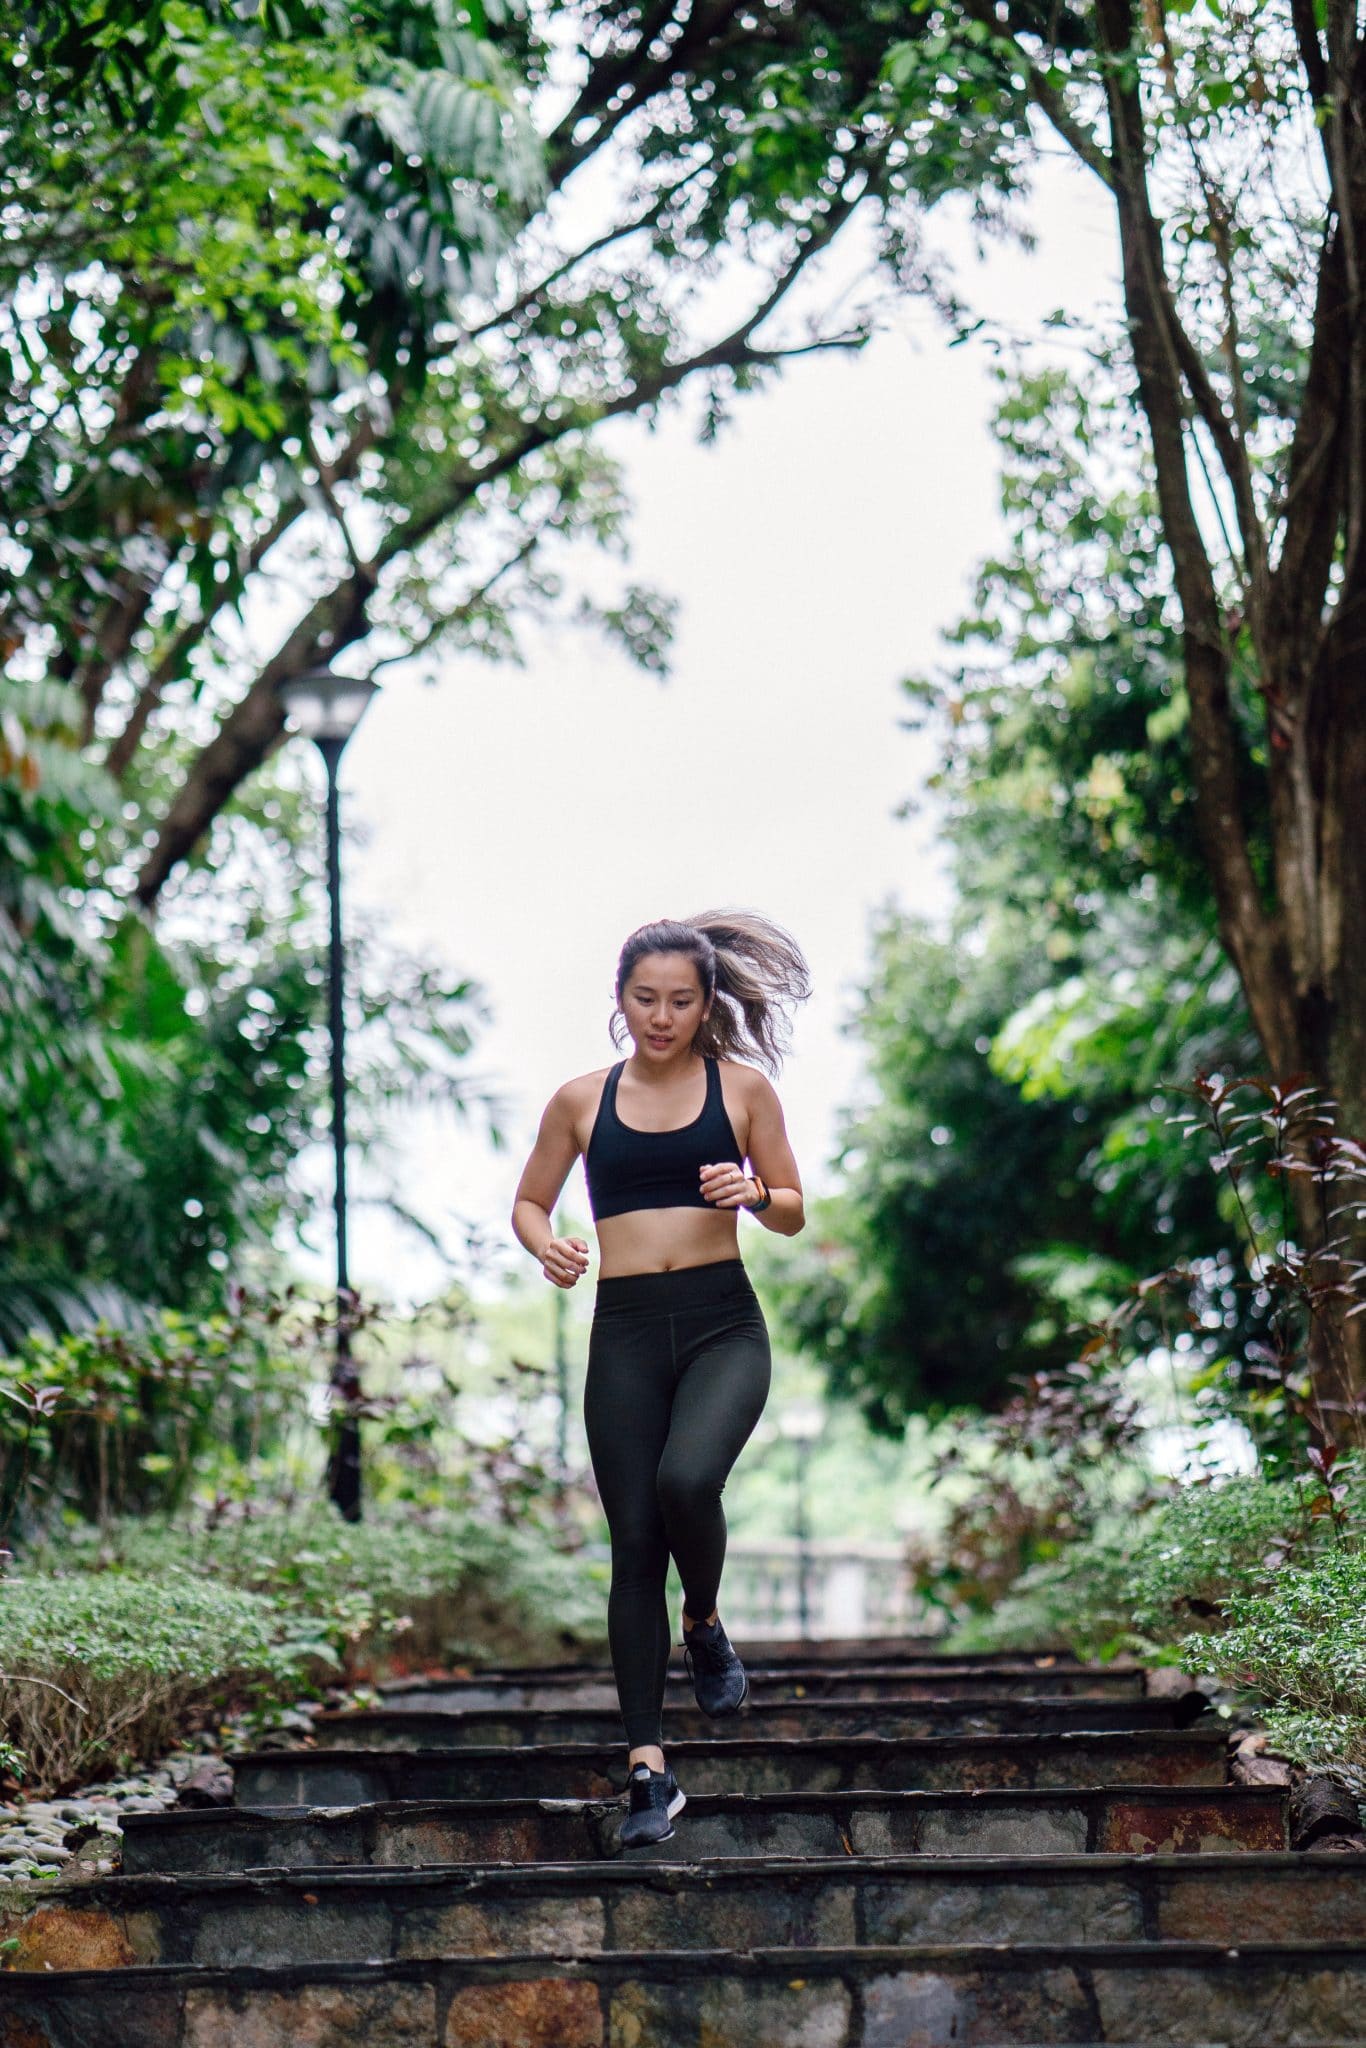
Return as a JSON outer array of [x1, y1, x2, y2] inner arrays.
[[743, 1070, 805, 1236]]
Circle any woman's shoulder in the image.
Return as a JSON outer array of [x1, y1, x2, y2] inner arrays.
[[551, 1064, 618, 1113], [713, 1056, 777, 1101]]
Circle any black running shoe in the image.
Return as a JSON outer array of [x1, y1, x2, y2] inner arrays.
[[682, 1614, 750, 1715], [620, 1760, 686, 1847]]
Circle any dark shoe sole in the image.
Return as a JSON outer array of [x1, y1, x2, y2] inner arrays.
[[698, 1663, 749, 1717], [621, 1818, 675, 1846], [620, 1782, 687, 1848]]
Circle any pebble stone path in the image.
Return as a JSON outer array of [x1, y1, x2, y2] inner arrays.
[[1, 1630, 1364, 2045]]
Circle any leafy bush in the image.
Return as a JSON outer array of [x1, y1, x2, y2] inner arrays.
[[0, 1572, 330, 1794], [1123, 1475, 1328, 1638], [940, 1473, 1352, 1663], [936, 1515, 1138, 1657], [1, 1292, 319, 1538], [36, 1504, 608, 1677], [942, 1470, 1366, 1790], [1252, 1710, 1366, 1780], [4, 1504, 609, 1793], [1182, 1545, 1366, 1780]]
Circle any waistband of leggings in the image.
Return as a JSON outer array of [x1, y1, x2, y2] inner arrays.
[[592, 1257, 755, 1318]]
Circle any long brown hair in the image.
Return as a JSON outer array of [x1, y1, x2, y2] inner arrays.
[[609, 909, 811, 1077]]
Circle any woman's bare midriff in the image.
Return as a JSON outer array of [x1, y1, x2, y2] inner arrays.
[[595, 1206, 742, 1279]]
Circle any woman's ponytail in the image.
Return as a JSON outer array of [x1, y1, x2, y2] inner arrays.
[[610, 908, 811, 1076]]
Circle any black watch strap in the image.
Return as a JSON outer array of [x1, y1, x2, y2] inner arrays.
[[749, 1173, 772, 1213]]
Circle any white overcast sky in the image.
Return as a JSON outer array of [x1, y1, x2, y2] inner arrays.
[[280, 153, 1119, 1303]]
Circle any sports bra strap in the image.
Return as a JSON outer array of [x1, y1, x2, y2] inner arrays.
[[583, 1054, 745, 1222]]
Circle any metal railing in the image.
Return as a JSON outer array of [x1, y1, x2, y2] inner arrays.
[[716, 1536, 943, 1641]]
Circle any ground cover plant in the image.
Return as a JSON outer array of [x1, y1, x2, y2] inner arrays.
[[908, 1068, 1366, 1785], [1212, 1545, 1366, 1777], [0, 1571, 331, 1794], [1, 1272, 610, 1794], [35, 1503, 607, 1677], [2, 1503, 608, 1796], [0, 1289, 318, 1540], [938, 1465, 1366, 1785]]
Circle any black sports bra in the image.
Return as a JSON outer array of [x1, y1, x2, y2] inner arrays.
[[583, 1057, 745, 1222]]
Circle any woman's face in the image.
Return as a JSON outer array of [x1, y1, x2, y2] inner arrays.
[[620, 951, 710, 1059]]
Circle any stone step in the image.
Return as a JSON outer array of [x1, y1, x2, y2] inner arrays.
[[8, 1852, 1356, 1973], [4, 1941, 1366, 2044], [231, 1725, 1230, 1808], [429, 1638, 1092, 1678], [121, 1781, 1287, 1874], [307, 1694, 1208, 1753], [376, 1663, 1145, 1709]]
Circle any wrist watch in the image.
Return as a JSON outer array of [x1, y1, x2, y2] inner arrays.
[[747, 1173, 772, 1213]]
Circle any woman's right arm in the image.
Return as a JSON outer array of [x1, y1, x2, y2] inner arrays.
[[511, 1084, 591, 1288]]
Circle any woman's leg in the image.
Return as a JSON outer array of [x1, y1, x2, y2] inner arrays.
[[654, 1306, 771, 1631], [582, 1311, 676, 1759]]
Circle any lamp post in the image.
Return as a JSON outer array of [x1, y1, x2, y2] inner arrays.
[[274, 665, 380, 1522], [778, 1398, 825, 1640], [551, 1206, 569, 1500]]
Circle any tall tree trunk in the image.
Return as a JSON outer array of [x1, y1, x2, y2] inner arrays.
[[1094, 0, 1366, 1441]]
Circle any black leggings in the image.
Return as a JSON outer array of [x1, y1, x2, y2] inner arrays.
[[583, 1257, 772, 1750]]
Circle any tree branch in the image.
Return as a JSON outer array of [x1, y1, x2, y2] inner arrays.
[[1291, 0, 1330, 108], [104, 524, 291, 783], [1094, 0, 1297, 1070], [133, 168, 881, 907], [978, 0, 1262, 581], [1323, 19, 1366, 592], [463, 163, 711, 345], [960, 0, 1114, 188], [546, 0, 745, 186], [133, 581, 371, 907], [371, 531, 541, 673], [1273, 221, 1348, 650], [302, 429, 376, 590], [391, 161, 878, 569], [103, 417, 380, 782], [75, 579, 162, 741]]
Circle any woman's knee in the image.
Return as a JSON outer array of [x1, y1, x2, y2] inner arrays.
[[607, 1519, 670, 1584], [656, 1454, 720, 1522]]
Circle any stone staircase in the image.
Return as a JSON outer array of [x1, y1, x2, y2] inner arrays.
[[2, 1631, 1363, 2046]]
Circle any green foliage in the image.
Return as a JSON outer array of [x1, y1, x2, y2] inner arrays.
[[0, 679, 496, 1347], [846, 2, 1366, 1442], [1252, 1707, 1366, 1781], [940, 1467, 1366, 1785], [906, 360, 1267, 954], [0, 681, 148, 1344], [0, 1292, 319, 1537], [0, 1570, 328, 1794], [933, 1513, 1139, 1657], [1124, 1475, 1328, 1639], [770, 900, 1244, 1428], [9, 0, 1023, 931], [1190, 1538, 1366, 1725], [0, 0, 541, 486], [780, 345, 1272, 1426], [4, 0, 373, 418], [893, 1324, 1167, 1638], [950, 1471, 1328, 1651], [883, 2, 1323, 439], [894, 1096, 1366, 1775], [41, 1504, 606, 1675], [4, 1489, 608, 1793]]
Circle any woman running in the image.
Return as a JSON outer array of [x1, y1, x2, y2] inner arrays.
[[511, 910, 809, 1846]]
